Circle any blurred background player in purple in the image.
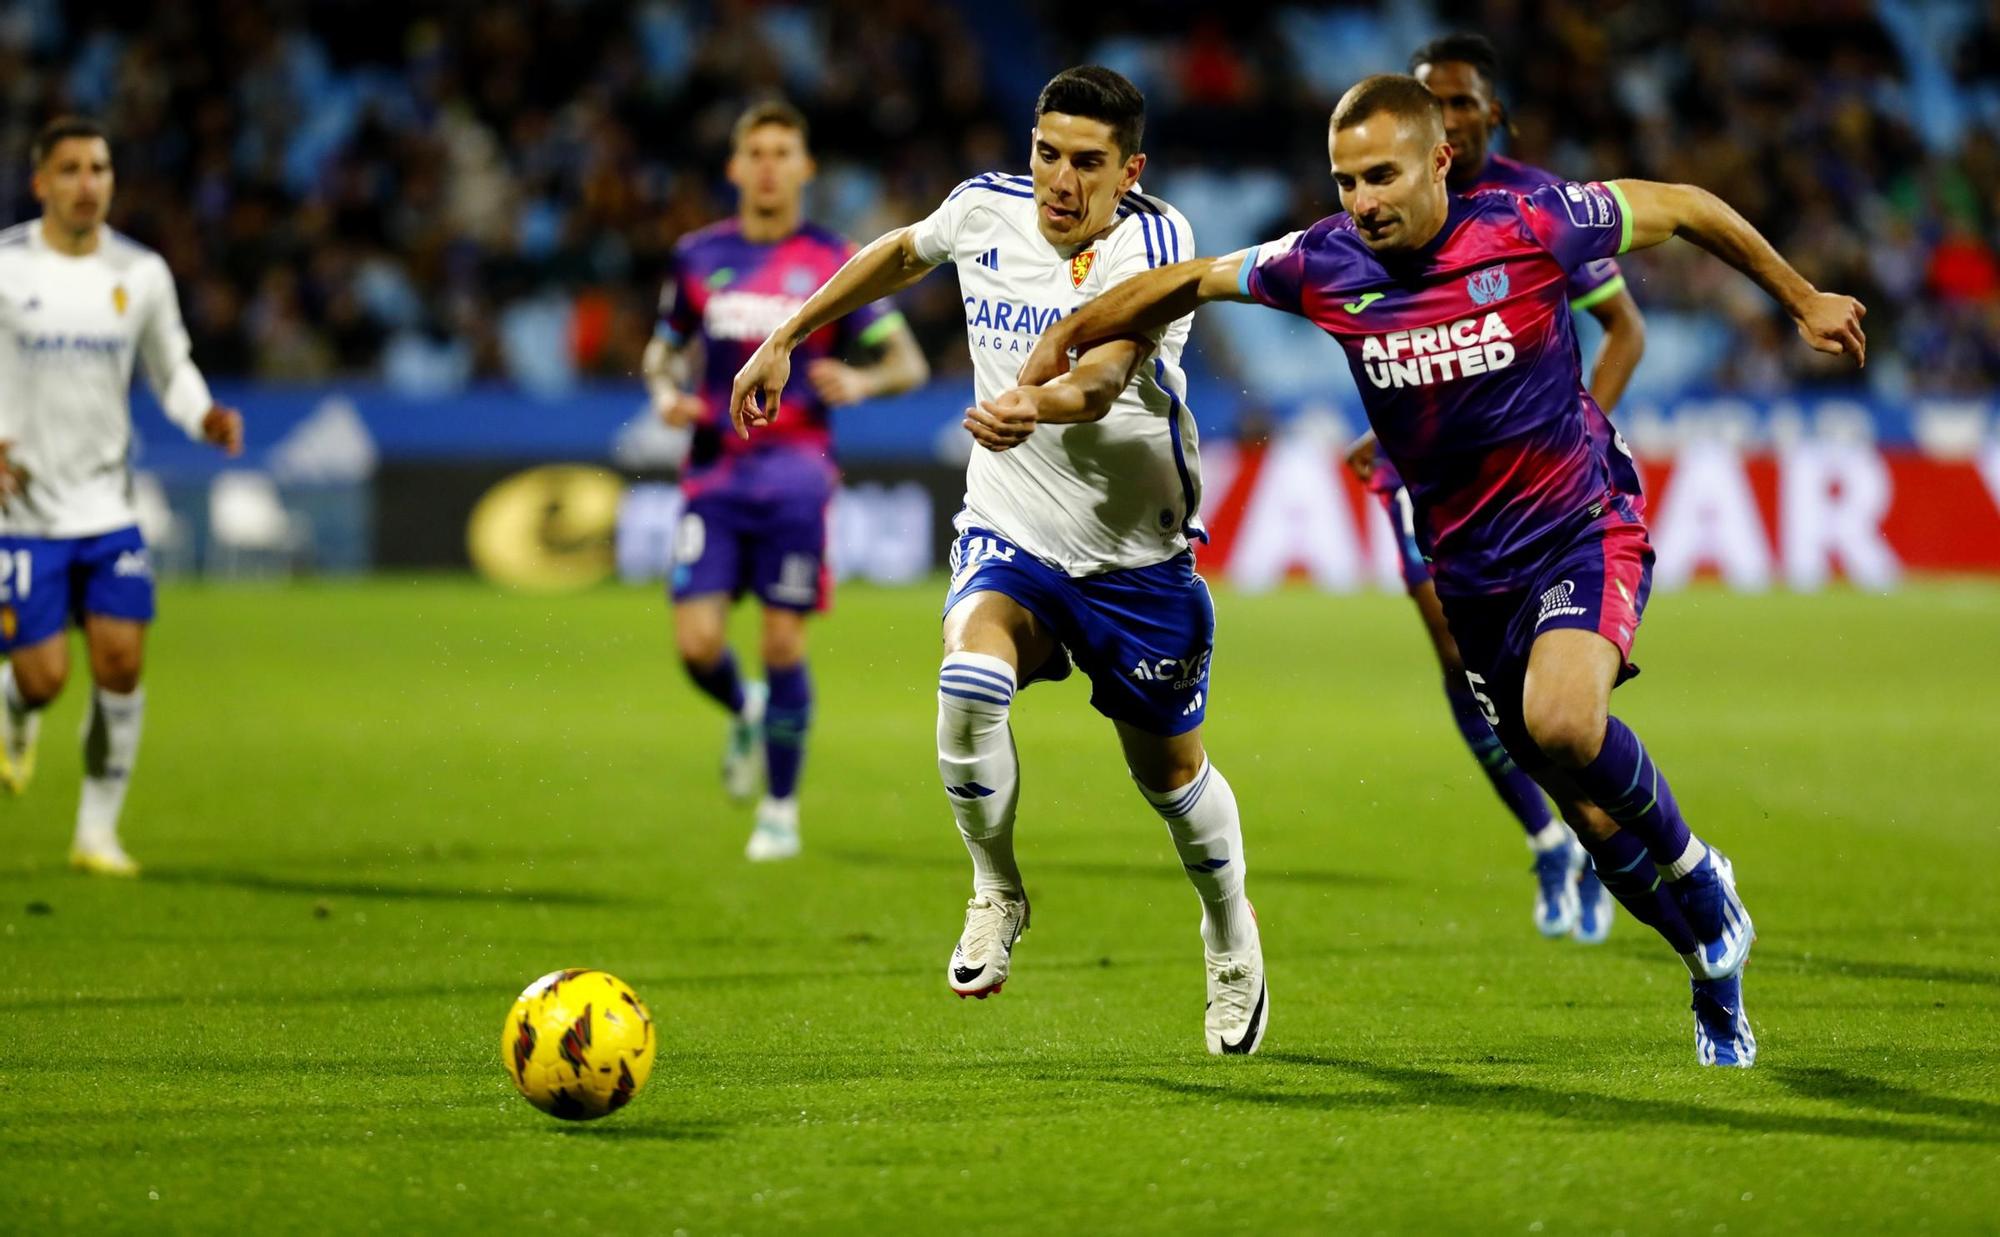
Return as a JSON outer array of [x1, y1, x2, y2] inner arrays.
[[1344, 33, 1651, 945], [643, 102, 928, 861]]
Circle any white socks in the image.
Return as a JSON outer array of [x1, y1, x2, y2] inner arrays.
[[1138, 757, 1256, 954], [1, 663, 28, 723], [937, 653, 1024, 901], [77, 686, 144, 850]]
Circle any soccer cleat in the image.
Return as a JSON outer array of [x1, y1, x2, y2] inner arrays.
[[69, 839, 141, 877], [1204, 917, 1268, 1056], [0, 704, 40, 794], [1531, 837, 1584, 938], [948, 893, 1029, 998], [1571, 857, 1614, 944], [744, 796, 800, 862], [1691, 972, 1756, 1067], [1674, 849, 1755, 980], [723, 682, 767, 803]]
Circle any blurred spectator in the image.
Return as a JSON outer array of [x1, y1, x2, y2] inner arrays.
[[1, 0, 1998, 399]]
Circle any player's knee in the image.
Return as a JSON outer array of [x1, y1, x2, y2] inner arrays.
[[12, 659, 66, 707], [936, 654, 1015, 746], [1522, 692, 1607, 769], [760, 623, 806, 670], [675, 627, 727, 671], [92, 656, 141, 694]]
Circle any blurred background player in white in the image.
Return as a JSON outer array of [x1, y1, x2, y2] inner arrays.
[[0, 117, 244, 876], [643, 102, 927, 860], [730, 68, 1267, 1056]]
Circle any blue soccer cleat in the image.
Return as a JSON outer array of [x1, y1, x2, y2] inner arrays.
[[1674, 849, 1755, 980], [1571, 857, 1613, 944], [1691, 972, 1757, 1067], [1531, 838, 1583, 937]]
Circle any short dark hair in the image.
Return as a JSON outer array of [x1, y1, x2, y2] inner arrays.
[[1035, 66, 1145, 157], [1332, 74, 1445, 141], [731, 100, 809, 151], [32, 116, 109, 166], [1408, 32, 1503, 94]]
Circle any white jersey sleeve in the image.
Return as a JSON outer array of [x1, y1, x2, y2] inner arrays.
[[910, 175, 999, 267], [135, 253, 214, 439]]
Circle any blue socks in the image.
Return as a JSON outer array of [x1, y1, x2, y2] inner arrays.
[[685, 649, 747, 716], [1444, 674, 1557, 838], [763, 662, 812, 801]]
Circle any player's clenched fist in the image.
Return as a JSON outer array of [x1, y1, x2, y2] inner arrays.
[[1792, 292, 1868, 367], [730, 338, 792, 438], [202, 405, 245, 457], [965, 387, 1040, 452]]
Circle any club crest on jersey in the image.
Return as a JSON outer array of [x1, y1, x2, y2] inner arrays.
[[783, 268, 815, 296], [111, 284, 129, 316], [1070, 249, 1096, 289], [1465, 266, 1509, 306]]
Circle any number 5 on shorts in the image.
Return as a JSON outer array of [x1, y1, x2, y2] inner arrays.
[[1464, 670, 1500, 727]]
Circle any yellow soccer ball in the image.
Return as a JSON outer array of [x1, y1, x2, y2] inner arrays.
[[501, 968, 657, 1120]]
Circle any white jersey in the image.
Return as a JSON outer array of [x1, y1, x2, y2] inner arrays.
[[0, 220, 214, 538], [912, 173, 1202, 575]]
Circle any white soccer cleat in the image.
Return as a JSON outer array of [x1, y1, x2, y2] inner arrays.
[[948, 893, 1029, 998], [69, 838, 141, 878], [1204, 928, 1269, 1056], [723, 682, 767, 803], [744, 796, 800, 862], [0, 704, 40, 795]]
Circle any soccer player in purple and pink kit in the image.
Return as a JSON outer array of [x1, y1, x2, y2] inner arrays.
[[1345, 34, 1651, 945], [643, 102, 928, 861], [1020, 75, 1868, 1065]]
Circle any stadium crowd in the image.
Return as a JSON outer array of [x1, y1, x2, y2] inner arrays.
[[5, 0, 2000, 399]]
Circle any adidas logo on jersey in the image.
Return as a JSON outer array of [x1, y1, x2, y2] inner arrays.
[[1360, 311, 1516, 390], [973, 248, 1000, 270]]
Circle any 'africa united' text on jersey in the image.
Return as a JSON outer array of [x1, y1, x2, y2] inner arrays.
[[913, 173, 1202, 576]]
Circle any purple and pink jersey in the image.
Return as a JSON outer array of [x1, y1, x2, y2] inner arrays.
[[657, 219, 901, 499], [1242, 181, 1635, 594], [1367, 155, 1639, 509]]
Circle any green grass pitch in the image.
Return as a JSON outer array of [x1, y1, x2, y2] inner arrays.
[[1, 578, 1995, 1233]]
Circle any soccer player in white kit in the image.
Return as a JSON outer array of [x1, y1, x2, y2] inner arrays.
[[0, 118, 244, 875], [731, 68, 1267, 1055]]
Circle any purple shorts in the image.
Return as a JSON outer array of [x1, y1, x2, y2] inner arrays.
[[1436, 500, 1654, 774], [671, 487, 831, 612]]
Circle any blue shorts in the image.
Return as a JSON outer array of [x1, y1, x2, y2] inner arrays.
[[943, 526, 1214, 736], [671, 487, 830, 613], [1437, 505, 1654, 775], [0, 527, 157, 652]]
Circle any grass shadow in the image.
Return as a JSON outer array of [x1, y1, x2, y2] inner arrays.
[[138, 866, 640, 908], [825, 847, 1398, 889], [1755, 950, 2000, 988], [548, 1118, 732, 1142], [1768, 1065, 2000, 1127], [1107, 1053, 1999, 1146]]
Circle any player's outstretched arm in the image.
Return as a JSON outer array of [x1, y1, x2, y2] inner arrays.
[[807, 316, 931, 408], [1611, 179, 1867, 366], [967, 339, 1147, 452], [730, 227, 938, 436], [139, 260, 243, 456], [1019, 253, 1254, 389]]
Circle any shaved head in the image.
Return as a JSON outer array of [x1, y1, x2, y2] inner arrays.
[[1333, 74, 1446, 147]]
